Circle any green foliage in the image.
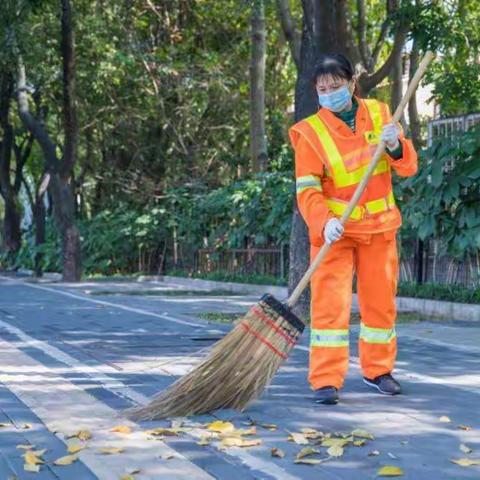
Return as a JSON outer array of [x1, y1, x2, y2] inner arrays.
[[395, 127, 480, 257], [167, 269, 288, 287], [397, 282, 480, 305], [411, 0, 480, 115]]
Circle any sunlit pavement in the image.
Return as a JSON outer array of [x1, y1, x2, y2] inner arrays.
[[1, 274, 479, 479]]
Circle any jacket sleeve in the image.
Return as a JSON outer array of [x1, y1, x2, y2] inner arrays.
[[289, 126, 333, 246], [383, 103, 418, 177]]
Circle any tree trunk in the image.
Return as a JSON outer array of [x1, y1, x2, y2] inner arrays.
[[288, 0, 340, 318], [390, 48, 406, 130], [15, 0, 81, 281], [33, 195, 46, 277], [275, 0, 301, 69], [250, 0, 268, 173], [59, 0, 81, 281], [0, 73, 22, 256]]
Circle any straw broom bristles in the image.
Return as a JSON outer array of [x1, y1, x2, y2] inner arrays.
[[126, 294, 304, 420]]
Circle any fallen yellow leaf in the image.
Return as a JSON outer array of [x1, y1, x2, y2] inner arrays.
[[271, 448, 285, 458], [221, 437, 262, 448], [260, 423, 277, 431], [197, 437, 211, 446], [377, 465, 404, 476], [24, 451, 44, 465], [296, 447, 320, 460], [439, 416, 451, 423], [17, 444, 34, 450], [460, 444, 473, 454], [353, 439, 366, 447], [321, 438, 350, 448], [24, 463, 40, 473], [207, 421, 235, 433], [54, 454, 79, 466], [111, 425, 132, 434], [351, 429, 374, 440], [327, 445, 344, 457], [300, 428, 323, 440], [99, 447, 124, 455], [288, 433, 309, 445], [67, 429, 92, 441], [67, 444, 85, 454], [120, 476, 134, 480], [146, 427, 181, 437], [450, 458, 480, 467], [294, 458, 323, 465], [31, 449, 47, 458]]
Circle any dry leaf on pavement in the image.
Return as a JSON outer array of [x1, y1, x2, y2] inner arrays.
[[450, 458, 480, 467], [294, 458, 323, 465], [296, 447, 320, 460], [260, 423, 277, 431], [24, 464, 40, 473], [288, 433, 309, 445], [221, 437, 262, 448], [460, 444, 473, 454], [67, 429, 92, 441], [145, 427, 180, 437], [67, 444, 85, 454], [99, 447, 124, 455], [17, 444, 34, 450], [327, 445, 344, 457], [321, 438, 350, 448], [351, 429, 374, 440], [53, 454, 79, 466], [271, 448, 285, 458], [24, 451, 44, 465], [207, 421, 235, 433], [111, 425, 132, 434], [377, 465, 404, 476]]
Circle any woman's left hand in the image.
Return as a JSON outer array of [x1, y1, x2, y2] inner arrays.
[[381, 123, 400, 150]]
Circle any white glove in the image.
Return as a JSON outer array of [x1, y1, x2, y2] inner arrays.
[[381, 123, 400, 150], [324, 218, 344, 244]]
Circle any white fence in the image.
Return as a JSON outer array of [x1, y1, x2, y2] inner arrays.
[[427, 113, 480, 146]]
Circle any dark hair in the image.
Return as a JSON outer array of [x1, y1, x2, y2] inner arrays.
[[311, 53, 359, 96]]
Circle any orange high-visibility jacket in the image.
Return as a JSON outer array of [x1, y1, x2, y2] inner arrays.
[[289, 97, 418, 246]]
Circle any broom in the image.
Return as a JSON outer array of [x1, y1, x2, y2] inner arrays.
[[127, 51, 434, 421]]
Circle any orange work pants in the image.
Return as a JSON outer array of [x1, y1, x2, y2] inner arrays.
[[309, 230, 398, 390]]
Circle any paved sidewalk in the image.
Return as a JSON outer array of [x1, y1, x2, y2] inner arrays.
[[0, 274, 479, 479]]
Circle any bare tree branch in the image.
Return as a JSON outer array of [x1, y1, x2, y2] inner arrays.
[[275, 0, 301, 69]]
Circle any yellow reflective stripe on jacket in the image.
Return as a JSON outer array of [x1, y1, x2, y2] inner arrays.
[[326, 199, 364, 220], [360, 324, 396, 344], [296, 175, 323, 194], [311, 328, 349, 347], [326, 191, 395, 221], [363, 99, 383, 133], [305, 112, 389, 188], [365, 191, 395, 215]]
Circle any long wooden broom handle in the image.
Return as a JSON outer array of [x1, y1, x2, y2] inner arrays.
[[286, 50, 435, 308]]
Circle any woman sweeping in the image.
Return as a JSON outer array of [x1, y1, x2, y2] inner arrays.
[[289, 53, 418, 405]]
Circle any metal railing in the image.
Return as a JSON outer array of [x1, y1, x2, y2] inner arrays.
[[427, 112, 480, 146]]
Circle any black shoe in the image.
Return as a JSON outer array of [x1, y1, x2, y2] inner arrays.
[[363, 373, 401, 395], [314, 386, 339, 405]]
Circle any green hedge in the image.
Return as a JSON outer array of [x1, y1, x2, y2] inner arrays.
[[167, 270, 480, 305]]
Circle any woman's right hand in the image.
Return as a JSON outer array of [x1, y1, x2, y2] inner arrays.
[[324, 218, 344, 244]]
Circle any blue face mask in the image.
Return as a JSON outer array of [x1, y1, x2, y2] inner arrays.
[[317, 85, 352, 112]]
